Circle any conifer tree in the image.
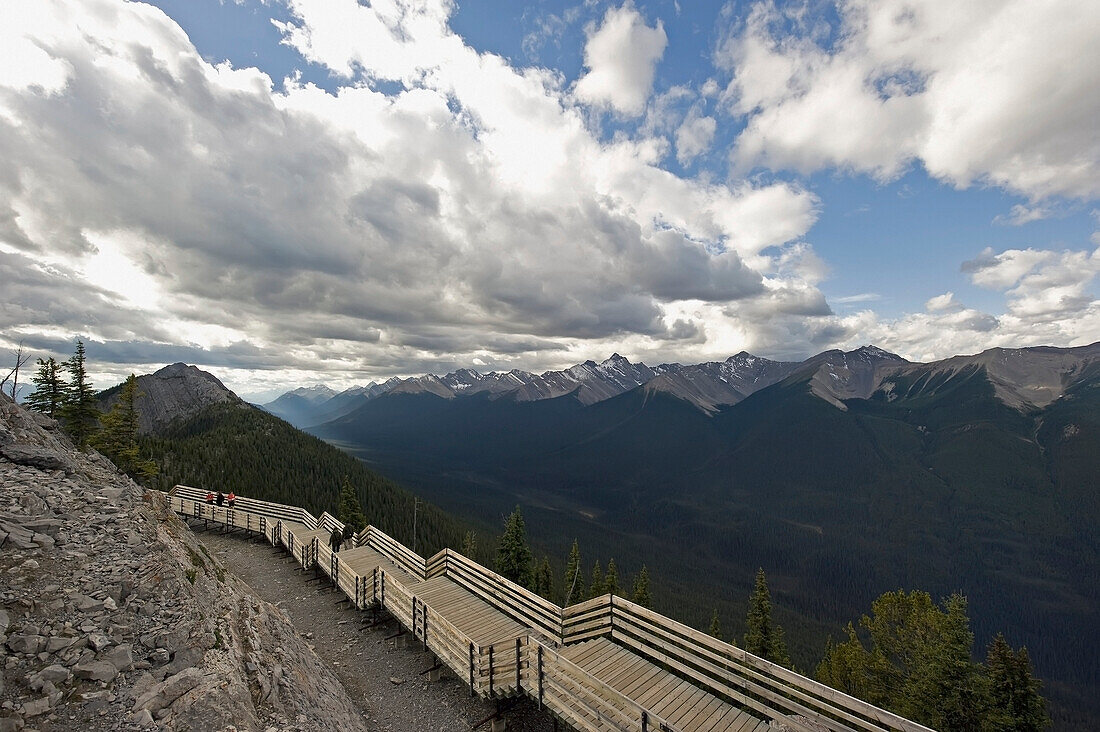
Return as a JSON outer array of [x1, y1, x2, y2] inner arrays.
[[631, 565, 651, 608], [745, 568, 790, 667], [61, 340, 99, 448], [534, 557, 554, 601], [461, 530, 477, 558], [985, 633, 1049, 731], [589, 560, 605, 598], [708, 609, 722, 641], [909, 593, 983, 730], [605, 558, 619, 596], [25, 357, 64, 418], [92, 374, 156, 481], [563, 539, 583, 605], [337, 475, 367, 534], [496, 505, 533, 587]]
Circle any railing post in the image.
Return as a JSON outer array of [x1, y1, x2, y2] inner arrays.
[[422, 602, 428, 651], [537, 644, 543, 709], [412, 597, 417, 638], [641, 711, 648, 732], [469, 643, 475, 697], [488, 645, 494, 698], [380, 570, 385, 607], [355, 575, 360, 609], [515, 637, 521, 692], [373, 568, 378, 604]]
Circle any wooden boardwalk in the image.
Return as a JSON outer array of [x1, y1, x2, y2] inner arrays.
[[167, 486, 932, 732]]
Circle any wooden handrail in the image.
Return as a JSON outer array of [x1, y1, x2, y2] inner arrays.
[[166, 489, 931, 732]]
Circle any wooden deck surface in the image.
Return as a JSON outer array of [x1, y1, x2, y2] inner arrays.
[[416, 575, 527, 648], [562, 638, 770, 732]]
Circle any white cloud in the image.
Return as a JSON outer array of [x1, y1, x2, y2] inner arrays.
[[718, 0, 1100, 201], [675, 109, 717, 165], [993, 203, 1052, 227], [962, 247, 1055, 290], [574, 2, 668, 116], [0, 0, 826, 392], [924, 292, 957, 312]]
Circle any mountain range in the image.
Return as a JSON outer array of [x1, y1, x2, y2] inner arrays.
[[294, 342, 1100, 728]]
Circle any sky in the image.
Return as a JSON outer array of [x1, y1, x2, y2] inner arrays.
[[2, 0, 1098, 402]]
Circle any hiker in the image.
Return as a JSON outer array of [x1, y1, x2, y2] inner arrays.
[[226, 491, 236, 508], [329, 527, 342, 553], [205, 491, 214, 505], [216, 491, 225, 507]]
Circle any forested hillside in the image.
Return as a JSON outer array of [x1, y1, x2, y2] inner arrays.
[[141, 401, 472, 558]]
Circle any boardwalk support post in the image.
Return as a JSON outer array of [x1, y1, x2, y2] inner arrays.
[[469, 642, 475, 698], [641, 711, 648, 732], [537, 644, 543, 709]]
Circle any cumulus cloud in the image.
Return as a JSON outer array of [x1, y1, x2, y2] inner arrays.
[[0, 0, 826, 393], [675, 109, 717, 165], [717, 0, 1100, 201], [574, 2, 668, 116]]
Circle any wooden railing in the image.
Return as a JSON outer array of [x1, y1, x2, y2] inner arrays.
[[165, 486, 931, 732]]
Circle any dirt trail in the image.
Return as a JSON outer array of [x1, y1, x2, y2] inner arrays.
[[193, 524, 557, 732]]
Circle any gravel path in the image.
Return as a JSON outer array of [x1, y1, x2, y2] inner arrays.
[[193, 523, 558, 732]]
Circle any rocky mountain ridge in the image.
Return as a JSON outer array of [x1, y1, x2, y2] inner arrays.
[[0, 392, 368, 731], [266, 342, 1100, 426], [99, 363, 241, 435]]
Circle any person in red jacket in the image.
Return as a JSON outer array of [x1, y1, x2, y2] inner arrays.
[[205, 491, 215, 505], [226, 491, 236, 509]]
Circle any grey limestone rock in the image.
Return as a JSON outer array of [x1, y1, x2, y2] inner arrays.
[[74, 660, 120, 682], [132, 666, 203, 714], [0, 444, 70, 472]]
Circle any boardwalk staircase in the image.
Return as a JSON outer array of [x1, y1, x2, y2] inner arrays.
[[165, 486, 931, 732]]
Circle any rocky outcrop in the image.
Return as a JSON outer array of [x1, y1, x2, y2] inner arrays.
[[0, 397, 369, 731], [98, 363, 242, 435]]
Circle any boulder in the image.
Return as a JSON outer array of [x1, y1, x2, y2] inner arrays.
[[73, 660, 120, 682], [6, 634, 45, 655], [133, 666, 203, 713], [0, 444, 70, 472], [102, 643, 133, 671]]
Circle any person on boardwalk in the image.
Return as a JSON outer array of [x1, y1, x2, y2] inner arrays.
[[329, 527, 342, 553], [205, 491, 214, 504], [226, 491, 236, 508], [216, 491, 225, 507]]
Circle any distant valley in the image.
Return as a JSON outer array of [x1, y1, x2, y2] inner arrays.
[[269, 342, 1100, 727]]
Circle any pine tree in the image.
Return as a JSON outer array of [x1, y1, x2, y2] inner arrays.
[[745, 568, 790, 667], [816, 624, 873, 698], [589, 560, 605, 598], [709, 609, 722, 641], [60, 340, 99, 448], [25, 358, 64, 418], [605, 558, 619, 596], [496, 505, 533, 587], [461, 530, 477, 558], [985, 633, 1050, 731], [534, 557, 554, 601], [631, 565, 651, 608], [337, 475, 367, 534], [563, 539, 583, 605], [92, 374, 157, 480], [909, 594, 984, 731]]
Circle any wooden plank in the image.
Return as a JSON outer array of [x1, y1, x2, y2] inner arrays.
[[615, 600, 932, 732]]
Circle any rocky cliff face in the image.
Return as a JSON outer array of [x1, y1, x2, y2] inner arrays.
[[99, 363, 242, 435], [0, 393, 368, 731]]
